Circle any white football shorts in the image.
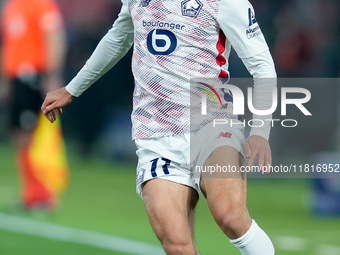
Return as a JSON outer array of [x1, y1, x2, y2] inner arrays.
[[135, 121, 245, 198]]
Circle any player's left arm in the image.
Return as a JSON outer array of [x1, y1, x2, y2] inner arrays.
[[217, 0, 277, 170], [242, 51, 276, 171]]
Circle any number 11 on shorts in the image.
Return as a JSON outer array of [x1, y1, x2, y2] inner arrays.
[[150, 158, 171, 177]]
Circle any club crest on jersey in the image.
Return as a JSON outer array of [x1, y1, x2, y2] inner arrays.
[[139, 0, 151, 7], [181, 0, 203, 18]]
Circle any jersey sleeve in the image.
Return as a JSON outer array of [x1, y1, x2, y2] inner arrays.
[[217, 0, 268, 59], [218, 0, 277, 140], [242, 50, 277, 140], [65, 0, 134, 97]]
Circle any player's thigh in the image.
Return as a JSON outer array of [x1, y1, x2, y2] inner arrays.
[[200, 146, 251, 237], [200, 145, 246, 198], [142, 178, 198, 242]]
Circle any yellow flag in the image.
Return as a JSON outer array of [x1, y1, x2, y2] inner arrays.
[[29, 113, 69, 194]]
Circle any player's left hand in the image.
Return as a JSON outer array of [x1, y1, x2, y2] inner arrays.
[[245, 135, 272, 173]]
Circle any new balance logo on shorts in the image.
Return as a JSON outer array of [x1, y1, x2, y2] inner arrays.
[[217, 132, 232, 139]]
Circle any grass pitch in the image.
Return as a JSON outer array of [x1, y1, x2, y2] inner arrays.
[[0, 144, 339, 255]]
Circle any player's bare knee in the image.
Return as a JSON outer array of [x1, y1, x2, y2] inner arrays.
[[159, 229, 196, 255], [213, 206, 249, 234]]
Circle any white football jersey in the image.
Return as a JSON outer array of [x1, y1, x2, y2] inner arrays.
[[66, 0, 275, 140], [129, 0, 268, 138]]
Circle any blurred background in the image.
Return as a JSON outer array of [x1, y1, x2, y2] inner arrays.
[[0, 0, 339, 254]]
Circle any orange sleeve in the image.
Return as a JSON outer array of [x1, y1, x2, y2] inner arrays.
[[1, 0, 65, 77]]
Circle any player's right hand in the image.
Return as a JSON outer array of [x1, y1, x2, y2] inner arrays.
[[41, 87, 73, 123], [245, 135, 272, 173]]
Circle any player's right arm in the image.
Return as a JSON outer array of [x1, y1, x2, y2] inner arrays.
[[217, 0, 276, 170], [41, 0, 134, 122]]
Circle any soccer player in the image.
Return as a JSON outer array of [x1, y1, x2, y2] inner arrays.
[[1, 0, 67, 210], [41, 0, 276, 254]]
